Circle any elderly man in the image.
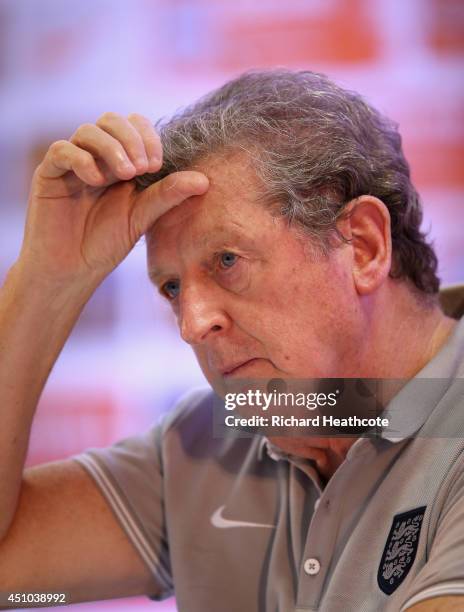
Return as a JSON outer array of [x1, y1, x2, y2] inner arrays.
[[0, 71, 463, 612]]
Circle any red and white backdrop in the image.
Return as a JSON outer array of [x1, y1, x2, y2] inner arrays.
[[0, 1, 462, 610]]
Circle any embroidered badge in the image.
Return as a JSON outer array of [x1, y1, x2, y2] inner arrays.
[[378, 506, 426, 595]]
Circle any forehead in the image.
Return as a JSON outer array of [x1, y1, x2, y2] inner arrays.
[[146, 154, 280, 268]]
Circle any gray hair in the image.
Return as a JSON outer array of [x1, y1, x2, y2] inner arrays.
[[137, 69, 439, 295]]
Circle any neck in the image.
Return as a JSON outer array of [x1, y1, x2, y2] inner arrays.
[[358, 282, 457, 379]]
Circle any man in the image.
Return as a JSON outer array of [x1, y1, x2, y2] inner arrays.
[[0, 70, 463, 611]]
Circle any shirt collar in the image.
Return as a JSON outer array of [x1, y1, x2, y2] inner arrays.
[[380, 312, 464, 441]]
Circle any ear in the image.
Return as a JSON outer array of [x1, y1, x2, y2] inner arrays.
[[340, 196, 392, 296]]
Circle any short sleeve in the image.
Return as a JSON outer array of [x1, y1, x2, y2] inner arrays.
[[73, 419, 174, 599], [400, 453, 464, 610], [72, 388, 211, 600]]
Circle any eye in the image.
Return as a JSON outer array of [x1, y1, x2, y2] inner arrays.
[[219, 251, 238, 269], [161, 279, 180, 299]]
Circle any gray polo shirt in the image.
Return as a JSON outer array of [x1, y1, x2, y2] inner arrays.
[[74, 287, 464, 611]]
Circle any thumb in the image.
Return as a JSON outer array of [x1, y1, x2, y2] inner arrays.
[[131, 171, 209, 237]]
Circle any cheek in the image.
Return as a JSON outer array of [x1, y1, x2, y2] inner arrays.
[[192, 345, 209, 368], [249, 272, 355, 373]]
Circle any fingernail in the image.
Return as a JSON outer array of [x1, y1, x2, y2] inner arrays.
[[119, 162, 135, 174]]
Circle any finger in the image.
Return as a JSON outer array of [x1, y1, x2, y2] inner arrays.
[[131, 171, 209, 237], [39, 140, 105, 186], [70, 123, 137, 181], [127, 113, 163, 173], [96, 112, 150, 174]]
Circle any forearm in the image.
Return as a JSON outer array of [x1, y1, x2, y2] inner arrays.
[[0, 111, 188, 542], [0, 263, 94, 540]]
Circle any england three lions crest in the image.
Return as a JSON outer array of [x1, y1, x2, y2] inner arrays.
[[378, 506, 427, 595]]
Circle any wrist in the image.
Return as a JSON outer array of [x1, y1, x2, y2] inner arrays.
[[4, 260, 99, 313]]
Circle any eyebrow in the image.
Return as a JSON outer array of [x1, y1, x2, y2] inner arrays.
[[147, 266, 169, 286], [147, 223, 259, 285]]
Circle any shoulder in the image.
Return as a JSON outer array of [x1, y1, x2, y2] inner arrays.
[[164, 386, 215, 420], [160, 386, 216, 436], [158, 386, 263, 470]]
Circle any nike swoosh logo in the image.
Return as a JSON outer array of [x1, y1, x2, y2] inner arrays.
[[211, 505, 275, 529]]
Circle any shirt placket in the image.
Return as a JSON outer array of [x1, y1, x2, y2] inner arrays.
[[294, 440, 374, 611]]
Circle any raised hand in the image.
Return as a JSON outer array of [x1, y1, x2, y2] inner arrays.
[[18, 112, 208, 289]]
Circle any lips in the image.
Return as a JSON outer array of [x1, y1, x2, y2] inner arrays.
[[220, 358, 261, 377]]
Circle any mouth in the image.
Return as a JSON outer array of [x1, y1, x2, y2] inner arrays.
[[221, 358, 263, 377]]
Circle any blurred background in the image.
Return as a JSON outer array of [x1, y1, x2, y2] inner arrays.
[[0, 0, 462, 610]]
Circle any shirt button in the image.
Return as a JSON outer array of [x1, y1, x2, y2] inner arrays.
[[304, 558, 321, 575]]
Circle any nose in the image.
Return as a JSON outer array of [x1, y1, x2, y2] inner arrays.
[[178, 280, 231, 345]]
